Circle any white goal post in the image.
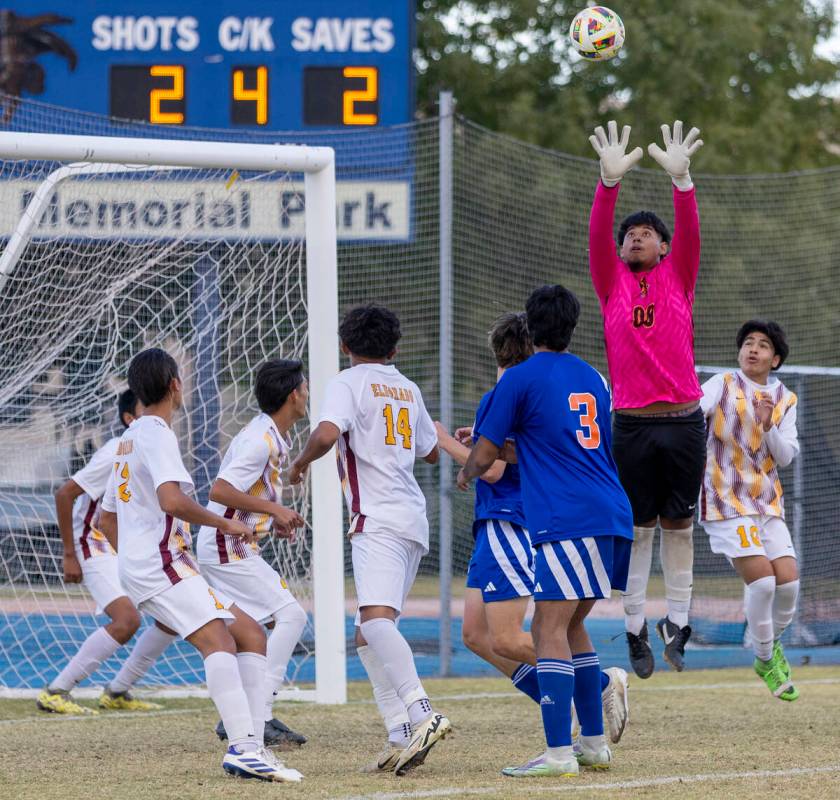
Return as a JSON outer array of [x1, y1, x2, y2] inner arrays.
[[0, 131, 346, 704]]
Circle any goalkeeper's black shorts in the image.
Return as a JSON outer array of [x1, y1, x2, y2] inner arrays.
[[611, 407, 706, 526]]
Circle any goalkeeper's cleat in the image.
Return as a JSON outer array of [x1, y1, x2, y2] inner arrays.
[[575, 739, 612, 770], [602, 666, 629, 744], [360, 743, 403, 773], [625, 622, 655, 679], [754, 656, 798, 701], [98, 688, 162, 711], [221, 745, 302, 782], [393, 712, 451, 776], [773, 640, 792, 682], [217, 717, 307, 749], [36, 688, 98, 716], [656, 617, 692, 672], [265, 717, 307, 749], [501, 752, 579, 778]]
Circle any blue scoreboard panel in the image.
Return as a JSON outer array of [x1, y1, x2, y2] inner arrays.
[[15, 1, 413, 130]]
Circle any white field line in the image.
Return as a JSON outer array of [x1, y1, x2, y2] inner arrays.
[[333, 765, 840, 800], [0, 707, 210, 725], [3, 676, 840, 706]]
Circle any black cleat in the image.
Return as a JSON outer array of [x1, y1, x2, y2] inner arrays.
[[266, 717, 307, 749], [215, 718, 307, 749], [656, 617, 692, 672], [626, 621, 655, 679]]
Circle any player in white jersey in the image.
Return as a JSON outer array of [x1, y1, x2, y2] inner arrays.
[[289, 305, 451, 775], [98, 348, 301, 782], [38, 389, 175, 716], [699, 320, 800, 702], [197, 358, 309, 749]]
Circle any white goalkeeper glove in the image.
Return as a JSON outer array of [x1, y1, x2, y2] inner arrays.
[[589, 121, 643, 187], [648, 120, 703, 190]]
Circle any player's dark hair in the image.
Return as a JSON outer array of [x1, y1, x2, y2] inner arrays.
[[127, 348, 180, 406], [117, 388, 139, 429], [488, 312, 533, 368], [736, 320, 789, 369], [618, 211, 671, 245], [339, 304, 401, 359], [525, 285, 580, 352], [255, 358, 304, 414]]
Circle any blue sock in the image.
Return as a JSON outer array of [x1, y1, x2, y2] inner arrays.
[[573, 652, 605, 737], [536, 658, 574, 747], [600, 670, 610, 692], [510, 663, 540, 703]]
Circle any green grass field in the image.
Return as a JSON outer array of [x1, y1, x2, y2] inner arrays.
[[3, 666, 839, 800]]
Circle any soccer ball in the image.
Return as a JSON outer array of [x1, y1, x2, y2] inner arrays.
[[569, 6, 625, 61]]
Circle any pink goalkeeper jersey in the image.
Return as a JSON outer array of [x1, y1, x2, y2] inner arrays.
[[589, 182, 702, 410]]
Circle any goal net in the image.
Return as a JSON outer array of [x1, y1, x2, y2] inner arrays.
[[0, 133, 345, 699]]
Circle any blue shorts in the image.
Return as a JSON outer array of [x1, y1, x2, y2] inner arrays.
[[466, 519, 535, 602], [533, 536, 631, 601]]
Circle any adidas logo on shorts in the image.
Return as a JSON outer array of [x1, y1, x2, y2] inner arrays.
[[484, 582, 497, 592], [534, 583, 543, 592], [540, 695, 554, 705]]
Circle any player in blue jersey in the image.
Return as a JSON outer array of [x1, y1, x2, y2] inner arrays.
[[459, 285, 634, 778], [438, 312, 629, 744]]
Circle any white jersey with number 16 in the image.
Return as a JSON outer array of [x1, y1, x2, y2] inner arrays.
[[318, 363, 436, 550]]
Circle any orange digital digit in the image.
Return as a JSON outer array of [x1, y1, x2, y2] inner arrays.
[[149, 65, 185, 124], [342, 66, 378, 125], [232, 66, 268, 125]]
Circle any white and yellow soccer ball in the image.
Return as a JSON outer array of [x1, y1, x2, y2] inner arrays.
[[569, 6, 625, 61]]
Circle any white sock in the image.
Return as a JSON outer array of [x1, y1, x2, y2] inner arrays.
[[237, 652, 268, 745], [623, 526, 655, 634], [661, 529, 693, 629], [773, 579, 800, 640], [745, 575, 776, 661], [108, 626, 177, 693], [580, 734, 607, 751], [264, 602, 307, 721], [359, 618, 431, 726], [50, 627, 122, 692], [357, 643, 411, 746], [204, 651, 257, 751], [547, 745, 575, 761]]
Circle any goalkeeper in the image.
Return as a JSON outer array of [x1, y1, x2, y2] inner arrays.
[[587, 120, 704, 678]]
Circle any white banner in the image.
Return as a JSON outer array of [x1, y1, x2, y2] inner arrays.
[[0, 179, 410, 241]]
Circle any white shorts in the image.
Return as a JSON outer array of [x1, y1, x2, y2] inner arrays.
[[80, 554, 127, 615], [351, 531, 424, 620], [199, 557, 297, 624], [702, 515, 796, 562], [139, 575, 234, 639]]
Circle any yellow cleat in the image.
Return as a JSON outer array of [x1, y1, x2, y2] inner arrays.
[[98, 689, 162, 711], [37, 688, 99, 715]]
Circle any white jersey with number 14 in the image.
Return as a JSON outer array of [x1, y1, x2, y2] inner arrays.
[[318, 363, 436, 550]]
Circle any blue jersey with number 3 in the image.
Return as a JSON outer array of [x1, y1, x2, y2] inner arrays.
[[476, 351, 633, 546]]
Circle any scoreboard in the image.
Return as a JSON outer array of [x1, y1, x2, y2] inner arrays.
[[20, 1, 413, 130]]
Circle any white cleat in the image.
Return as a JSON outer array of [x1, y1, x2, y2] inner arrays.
[[361, 743, 403, 773], [576, 740, 612, 770], [602, 667, 629, 744], [259, 746, 304, 782], [394, 713, 451, 776], [222, 746, 303, 782]]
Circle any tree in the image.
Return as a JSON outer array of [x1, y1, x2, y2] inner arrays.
[[416, 0, 840, 172]]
